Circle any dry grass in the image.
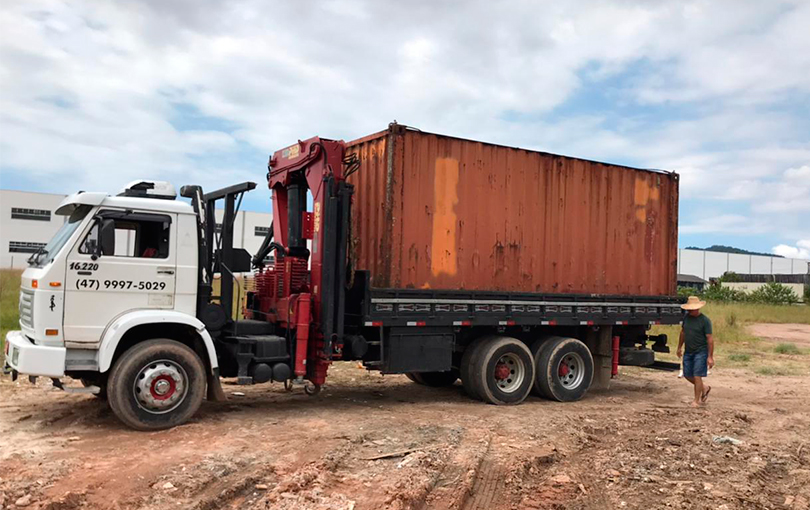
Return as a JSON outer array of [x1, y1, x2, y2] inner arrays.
[[1, 269, 23, 362], [651, 301, 810, 376]]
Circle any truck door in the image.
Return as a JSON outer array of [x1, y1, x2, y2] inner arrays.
[[63, 210, 177, 344]]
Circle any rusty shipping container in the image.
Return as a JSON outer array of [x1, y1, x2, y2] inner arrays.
[[347, 124, 679, 296]]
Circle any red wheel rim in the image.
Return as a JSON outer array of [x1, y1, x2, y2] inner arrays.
[[494, 362, 511, 381], [150, 375, 177, 401]]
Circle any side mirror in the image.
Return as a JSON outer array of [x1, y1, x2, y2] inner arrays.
[[99, 219, 115, 256]]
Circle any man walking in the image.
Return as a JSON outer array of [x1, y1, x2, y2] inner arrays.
[[677, 296, 714, 407]]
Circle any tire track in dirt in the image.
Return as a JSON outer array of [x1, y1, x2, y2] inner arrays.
[[462, 457, 504, 510], [418, 431, 491, 510]]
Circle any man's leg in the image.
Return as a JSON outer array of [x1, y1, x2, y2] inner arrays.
[[682, 353, 696, 394], [692, 376, 704, 406], [693, 350, 710, 403]]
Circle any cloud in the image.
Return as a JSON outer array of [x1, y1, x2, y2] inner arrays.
[[680, 214, 770, 235], [0, 0, 809, 251], [773, 240, 810, 259]]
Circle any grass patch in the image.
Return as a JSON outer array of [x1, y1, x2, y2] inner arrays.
[[727, 352, 751, 362], [708, 302, 810, 325], [1, 269, 23, 363], [755, 365, 794, 376], [773, 343, 802, 355]]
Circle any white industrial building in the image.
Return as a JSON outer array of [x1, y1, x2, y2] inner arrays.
[[1, 189, 273, 269], [677, 248, 809, 281]]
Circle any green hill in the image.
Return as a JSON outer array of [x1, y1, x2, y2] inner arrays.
[[685, 245, 781, 258]]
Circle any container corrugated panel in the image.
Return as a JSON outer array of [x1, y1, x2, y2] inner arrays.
[[347, 124, 679, 296]]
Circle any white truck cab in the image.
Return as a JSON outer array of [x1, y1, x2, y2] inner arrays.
[[5, 180, 229, 429]]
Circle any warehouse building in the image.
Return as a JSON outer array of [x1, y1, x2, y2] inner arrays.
[[677, 248, 809, 281], [0, 189, 272, 269]]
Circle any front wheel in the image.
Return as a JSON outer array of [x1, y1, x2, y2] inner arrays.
[[107, 339, 206, 431]]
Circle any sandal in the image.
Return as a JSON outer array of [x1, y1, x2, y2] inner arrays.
[[701, 385, 712, 403]]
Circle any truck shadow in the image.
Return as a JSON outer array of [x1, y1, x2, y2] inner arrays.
[[4, 374, 666, 433]]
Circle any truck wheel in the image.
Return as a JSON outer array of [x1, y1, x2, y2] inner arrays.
[[415, 370, 459, 387], [529, 336, 564, 398], [460, 337, 489, 400], [473, 337, 534, 405], [405, 372, 424, 384], [535, 337, 594, 402], [107, 339, 206, 431]]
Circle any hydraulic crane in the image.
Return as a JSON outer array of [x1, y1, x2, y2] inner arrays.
[[249, 137, 358, 393]]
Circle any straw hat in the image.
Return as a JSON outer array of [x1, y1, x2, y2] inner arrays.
[[681, 296, 706, 310]]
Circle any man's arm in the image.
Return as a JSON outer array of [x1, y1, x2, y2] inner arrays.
[[677, 328, 684, 358], [705, 316, 714, 368]]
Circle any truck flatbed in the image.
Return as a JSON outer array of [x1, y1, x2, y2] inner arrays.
[[362, 287, 683, 328]]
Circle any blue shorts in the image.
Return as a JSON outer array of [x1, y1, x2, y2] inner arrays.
[[683, 350, 708, 378]]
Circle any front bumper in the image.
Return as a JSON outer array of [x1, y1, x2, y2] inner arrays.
[[4, 330, 66, 377]]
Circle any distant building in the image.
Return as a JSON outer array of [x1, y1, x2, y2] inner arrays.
[[678, 248, 809, 281], [677, 273, 708, 291], [0, 189, 272, 269]]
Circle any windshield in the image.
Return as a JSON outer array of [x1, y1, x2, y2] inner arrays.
[[29, 205, 92, 267]]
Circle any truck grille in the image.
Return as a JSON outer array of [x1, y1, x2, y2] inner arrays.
[[19, 289, 34, 328]]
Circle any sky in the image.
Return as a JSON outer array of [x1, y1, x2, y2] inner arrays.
[[1, 0, 809, 259]]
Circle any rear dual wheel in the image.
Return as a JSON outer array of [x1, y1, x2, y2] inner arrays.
[[532, 336, 594, 402], [460, 335, 594, 405], [462, 336, 535, 405]]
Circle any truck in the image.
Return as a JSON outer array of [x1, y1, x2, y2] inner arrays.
[[4, 123, 682, 430]]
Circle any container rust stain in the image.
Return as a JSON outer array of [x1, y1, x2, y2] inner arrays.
[[431, 158, 459, 277], [347, 125, 679, 296], [634, 176, 660, 223]]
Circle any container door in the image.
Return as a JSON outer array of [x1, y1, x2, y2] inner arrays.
[[63, 210, 176, 344]]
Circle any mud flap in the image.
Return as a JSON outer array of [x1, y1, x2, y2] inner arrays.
[[586, 327, 613, 391], [207, 371, 228, 402]]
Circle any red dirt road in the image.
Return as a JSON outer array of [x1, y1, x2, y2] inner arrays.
[[1, 362, 808, 510]]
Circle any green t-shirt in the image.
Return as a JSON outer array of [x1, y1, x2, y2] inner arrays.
[[683, 313, 712, 353]]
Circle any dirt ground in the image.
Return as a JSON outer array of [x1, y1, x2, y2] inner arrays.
[[747, 323, 810, 346], [2, 329, 809, 510]]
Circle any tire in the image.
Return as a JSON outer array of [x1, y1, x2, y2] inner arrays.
[[535, 337, 594, 402], [529, 336, 565, 398], [405, 372, 423, 384], [415, 370, 459, 387], [460, 337, 490, 400], [473, 336, 535, 405], [107, 339, 206, 431], [81, 378, 107, 400]]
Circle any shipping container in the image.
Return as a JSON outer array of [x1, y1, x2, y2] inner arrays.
[[347, 123, 679, 296]]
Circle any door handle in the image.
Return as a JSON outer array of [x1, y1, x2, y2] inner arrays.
[[157, 268, 175, 275]]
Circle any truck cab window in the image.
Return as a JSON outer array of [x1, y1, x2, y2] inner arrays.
[[80, 214, 171, 258]]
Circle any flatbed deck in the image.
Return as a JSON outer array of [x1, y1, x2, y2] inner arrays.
[[362, 287, 684, 328]]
